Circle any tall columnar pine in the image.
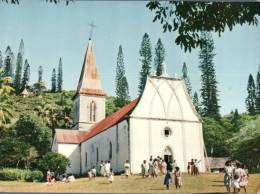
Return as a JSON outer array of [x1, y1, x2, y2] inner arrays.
[[154, 38, 165, 76], [182, 62, 192, 96], [115, 45, 130, 107], [138, 33, 152, 95], [4, 46, 13, 78], [0, 51, 3, 69], [21, 59, 30, 90], [51, 68, 56, 92], [14, 40, 25, 94], [193, 91, 201, 114], [255, 66, 260, 113], [57, 57, 63, 92], [199, 32, 220, 119], [245, 74, 256, 115], [38, 66, 43, 83]]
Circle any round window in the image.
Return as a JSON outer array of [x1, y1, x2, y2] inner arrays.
[[164, 127, 172, 137]]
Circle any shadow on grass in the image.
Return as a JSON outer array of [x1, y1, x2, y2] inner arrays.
[[211, 180, 223, 183]]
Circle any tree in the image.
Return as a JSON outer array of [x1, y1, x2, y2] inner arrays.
[[138, 33, 152, 95], [0, 51, 3, 69], [21, 59, 30, 90], [146, 2, 260, 52], [105, 96, 118, 116], [37, 152, 70, 175], [14, 114, 51, 156], [14, 40, 24, 94], [182, 62, 192, 96], [57, 57, 63, 92], [51, 68, 56, 92], [255, 67, 260, 113], [199, 32, 220, 119], [115, 45, 130, 107], [154, 38, 165, 76], [193, 91, 201, 114], [245, 74, 256, 115], [3, 46, 13, 79], [38, 66, 43, 83]]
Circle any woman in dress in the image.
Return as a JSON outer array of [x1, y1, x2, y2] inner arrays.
[[174, 167, 182, 189], [224, 161, 233, 193], [141, 160, 148, 178], [161, 160, 167, 175], [107, 168, 114, 183], [153, 159, 159, 178], [163, 168, 173, 190], [100, 160, 105, 177], [239, 164, 248, 193]]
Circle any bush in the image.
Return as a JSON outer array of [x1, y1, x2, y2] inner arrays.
[[0, 168, 43, 182], [38, 152, 70, 175]]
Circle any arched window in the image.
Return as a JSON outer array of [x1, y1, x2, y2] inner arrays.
[[89, 101, 96, 122], [109, 141, 112, 160], [164, 127, 172, 137]]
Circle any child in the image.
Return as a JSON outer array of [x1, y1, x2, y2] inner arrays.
[[88, 169, 93, 180], [174, 167, 182, 189], [233, 174, 240, 194], [163, 168, 172, 190], [108, 168, 114, 183], [91, 166, 97, 178]]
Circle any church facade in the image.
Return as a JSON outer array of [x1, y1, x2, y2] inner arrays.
[[52, 38, 206, 175]]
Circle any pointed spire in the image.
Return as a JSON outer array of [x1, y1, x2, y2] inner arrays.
[[18, 39, 25, 56], [161, 61, 168, 77], [75, 38, 105, 97]]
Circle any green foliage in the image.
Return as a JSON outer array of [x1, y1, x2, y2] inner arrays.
[[199, 32, 220, 119], [57, 57, 63, 92], [182, 62, 192, 96], [38, 152, 70, 175], [256, 70, 260, 113], [106, 96, 119, 116], [146, 1, 260, 52], [0, 168, 43, 182], [138, 33, 152, 95], [245, 74, 256, 115], [14, 114, 51, 156], [14, 53, 23, 94], [193, 91, 201, 114], [202, 117, 229, 157], [154, 38, 165, 76], [51, 68, 56, 92], [0, 51, 3, 69], [21, 59, 30, 91], [115, 45, 130, 107], [38, 66, 43, 83], [4, 47, 13, 78]]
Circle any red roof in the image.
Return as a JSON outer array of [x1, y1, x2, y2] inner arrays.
[[55, 98, 139, 144]]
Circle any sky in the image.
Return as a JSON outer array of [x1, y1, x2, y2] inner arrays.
[[0, 0, 260, 115]]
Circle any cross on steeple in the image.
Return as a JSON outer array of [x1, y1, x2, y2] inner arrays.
[[88, 21, 96, 39]]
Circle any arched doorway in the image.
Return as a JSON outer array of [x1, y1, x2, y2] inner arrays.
[[163, 146, 173, 164]]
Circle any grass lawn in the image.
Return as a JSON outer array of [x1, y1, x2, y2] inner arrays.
[[0, 173, 260, 193]]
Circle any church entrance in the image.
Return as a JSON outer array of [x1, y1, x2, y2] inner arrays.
[[163, 146, 173, 164]]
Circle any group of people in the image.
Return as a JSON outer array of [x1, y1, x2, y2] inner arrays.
[[224, 160, 249, 193], [187, 158, 200, 176], [87, 160, 114, 183]]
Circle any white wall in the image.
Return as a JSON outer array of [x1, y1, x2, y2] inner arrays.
[[57, 143, 81, 175], [80, 120, 129, 174]]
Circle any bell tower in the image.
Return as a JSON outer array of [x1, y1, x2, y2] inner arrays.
[[72, 38, 106, 131]]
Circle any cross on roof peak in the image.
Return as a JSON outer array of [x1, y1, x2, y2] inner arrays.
[[88, 21, 96, 40]]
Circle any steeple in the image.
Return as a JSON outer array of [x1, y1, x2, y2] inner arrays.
[[75, 38, 106, 97]]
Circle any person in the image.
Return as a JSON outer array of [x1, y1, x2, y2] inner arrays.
[[91, 166, 97, 178], [47, 169, 51, 183], [194, 159, 201, 176], [108, 168, 114, 183], [233, 174, 240, 194], [164, 167, 173, 190], [148, 158, 153, 177], [105, 161, 111, 177], [153, 159, 159, 178], [172, 160, 177, 172], [224, 161, 233, 193], [174, 167, 182, 189], [187, 162, 191, 175], [88, 169, 93, 180], [239, 164, 248, 193], [141, 160, 148, 178], [161, 160, 167, 175], [100, 161, 105, 177], [67, 174, 75, 182], [124, 160, 131, 178], [191, 159, 195, 176]]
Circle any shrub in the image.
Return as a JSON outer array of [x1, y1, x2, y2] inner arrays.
[[0, 168, 43, 182]]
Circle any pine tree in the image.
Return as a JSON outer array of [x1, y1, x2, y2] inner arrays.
[[255, 66, 260, 113], [199, 32, 220, 119], [0, 51, 3, 69], [4, 46, 13, 78], [57, 57, 63, 92], [14, 40, 24, 94], [193, 91, 201, 114], [182, 62, 192, 96], [21, 59, 30, 90], [115, 45, 130, 107], [138, 33, 152, 95], [154, 38, 165, 76], [245, 74, 256, 115], [51, 68, 56, 92], [38, 66, 43, 83]]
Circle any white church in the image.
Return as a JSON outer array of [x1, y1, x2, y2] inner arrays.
[[52, 37, 206, 175]]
